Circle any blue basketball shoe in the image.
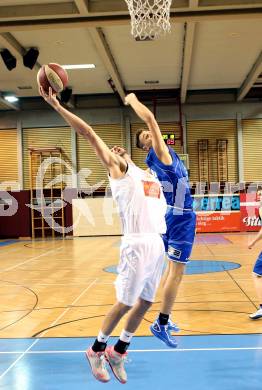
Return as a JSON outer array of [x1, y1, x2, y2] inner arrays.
[[150, 319, 178, 348], [168, 319, 180, 332]]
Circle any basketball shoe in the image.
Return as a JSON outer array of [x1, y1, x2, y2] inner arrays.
[[105, 345, 127, 384], [249, 308, 262, 320], [168, 318, 180, 332], [86, 347, 110, 383], [150, 318, 178, 348]]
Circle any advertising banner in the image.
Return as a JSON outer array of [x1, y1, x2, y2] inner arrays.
[[193, 194, 241, 233], [196, 211, 241, 233], [240, 193, 261, 232]]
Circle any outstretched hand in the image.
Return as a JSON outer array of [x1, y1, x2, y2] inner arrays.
[[111, 145, 127, 157], [125, 93, 137, 106], [39, 86, 60, 110]]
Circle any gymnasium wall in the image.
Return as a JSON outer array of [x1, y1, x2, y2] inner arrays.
[[0, 191, 30, 238], [0, 129, 18, 185], [187, 120, 238, 182], [0, 101, 262, 188], [77, 124, 126, 187], [242, 119, 262, 182], [131, 122, 182, 169], [22, 127, 72, 189]]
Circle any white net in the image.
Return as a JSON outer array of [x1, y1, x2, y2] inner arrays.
[[125, 0, 172, 40]]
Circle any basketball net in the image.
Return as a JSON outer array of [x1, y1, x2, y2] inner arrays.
[[125, 0, 172, 40]]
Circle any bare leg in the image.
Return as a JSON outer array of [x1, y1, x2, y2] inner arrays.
[[252, 274, 262, 303], [100, 299, 152, 384], [161, 260, 171, 291], [124, 298, 152, 333], [87, 301, 131, 383], [160, 261, 185, 315], [101, 301, 131, 335]]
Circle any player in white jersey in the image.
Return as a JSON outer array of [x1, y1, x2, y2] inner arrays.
[[39, 87, 166, 384]]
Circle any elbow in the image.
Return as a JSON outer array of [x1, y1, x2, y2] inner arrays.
[[145, 112, 155, 126], [78, 126, 90, 138]]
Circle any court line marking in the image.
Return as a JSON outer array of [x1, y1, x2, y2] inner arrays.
[[0, 278, 98, 380], [0, 279, 253, 287], [1, 347, 262, 354], [0, 247, 63, 273], [0, 241, 60, 252], [40, 278, 98, 337], [96, 278, 252, 284], [0, 282, 95, 285]]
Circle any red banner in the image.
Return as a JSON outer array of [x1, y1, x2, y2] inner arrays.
[[240, 193, 261, 232], [196, 211, 241, 233]]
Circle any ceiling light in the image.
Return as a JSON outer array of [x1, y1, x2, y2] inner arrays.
[[62, 64, 95, 70], [229, 33, 240, 38], [144, 80, 159, 84], [18, 85, 33, 90], [4, 96, 18, 103]]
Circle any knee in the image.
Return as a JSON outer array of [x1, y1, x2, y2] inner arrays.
[[139, 298, 152, 311], [116, 301, 132, 315], [168, 267, 184, 284], [170, 275, 183, 286]]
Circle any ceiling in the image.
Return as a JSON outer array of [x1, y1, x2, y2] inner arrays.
[[0, 0, 262, 110]]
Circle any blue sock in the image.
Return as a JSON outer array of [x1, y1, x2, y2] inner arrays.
[[260, 304, 262, 309]]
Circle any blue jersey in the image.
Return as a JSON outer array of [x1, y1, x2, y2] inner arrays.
[[254, 252, 262, 276], [146, 146, 193, 210]]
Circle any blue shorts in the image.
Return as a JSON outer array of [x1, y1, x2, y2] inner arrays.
[[162, 208, 196, 264], [253, 252, 262, 276]]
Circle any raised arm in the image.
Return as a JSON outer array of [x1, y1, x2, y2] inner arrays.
[[39, 87, 126, 179], [125, 93, 172, 165], [249, 227, 262, 249]]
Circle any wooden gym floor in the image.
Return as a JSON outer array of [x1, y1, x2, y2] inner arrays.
[[0, 232, 262, 339]]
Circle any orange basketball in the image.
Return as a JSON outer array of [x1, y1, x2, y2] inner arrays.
[[37, 63, 68, 93]]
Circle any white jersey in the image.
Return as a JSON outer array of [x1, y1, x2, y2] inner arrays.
[[109, 162, 167, 235]]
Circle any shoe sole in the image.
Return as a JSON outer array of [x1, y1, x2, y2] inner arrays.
[[150, 326, 178, 348], [249, 316, 262, 320], [85, 351, 110, 383], [104, 352, 127, 384]]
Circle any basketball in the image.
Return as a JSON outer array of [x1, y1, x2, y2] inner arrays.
[[37, 63, 68, 93]]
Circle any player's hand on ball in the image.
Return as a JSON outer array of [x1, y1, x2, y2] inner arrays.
[[125, 93, 137, 106], [39, 86, 60, 110]]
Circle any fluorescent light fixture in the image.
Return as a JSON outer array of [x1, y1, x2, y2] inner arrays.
[[4, 95, 18, 103], [62, 64, 95, 70]]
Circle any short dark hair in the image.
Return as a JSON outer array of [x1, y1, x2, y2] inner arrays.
[[135, 129, 146, 149]]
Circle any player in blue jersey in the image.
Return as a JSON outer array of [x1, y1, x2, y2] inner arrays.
[[248, 191, 262, 320], [125, 93, 196, 348]]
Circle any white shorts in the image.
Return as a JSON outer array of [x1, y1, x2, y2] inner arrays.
[[115, 234, 165, 306]]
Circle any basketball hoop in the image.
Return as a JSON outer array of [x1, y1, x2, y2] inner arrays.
[[125, 0, 172, 40]]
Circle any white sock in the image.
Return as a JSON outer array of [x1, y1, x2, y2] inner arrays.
[[120, 329, 134, 343], [97, 331, 110, 343]]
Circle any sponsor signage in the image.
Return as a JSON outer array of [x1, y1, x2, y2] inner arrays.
[[193, 195, 240, 212], [193, 194, 241, 233], [196, 211, 241, 233], [240, 193, 261, 232], [193, 193, 261, 233]]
